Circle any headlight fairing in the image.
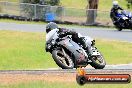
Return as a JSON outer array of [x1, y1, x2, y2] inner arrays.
[[122, 17, 128, 20]]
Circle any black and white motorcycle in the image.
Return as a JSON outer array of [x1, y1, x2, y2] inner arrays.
[[46, 28, 106, 69]]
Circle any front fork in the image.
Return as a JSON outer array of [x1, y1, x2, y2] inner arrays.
[[62, 48, 68, 57], [87, 46, 100, 63]]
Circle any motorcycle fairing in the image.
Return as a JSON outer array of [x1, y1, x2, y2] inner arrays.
[[58, 38, 88, 66]]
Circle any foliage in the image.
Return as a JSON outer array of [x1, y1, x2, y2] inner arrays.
[[21, 0, 60, 6], [49, 0, 60, 6], [126, 0, 132, 9], [22, 0, 39, 3]]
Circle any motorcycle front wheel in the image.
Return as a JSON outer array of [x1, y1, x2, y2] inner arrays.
[[52, 48, 74, 69], [90, 53, 106, 69], [117, 27, 122, 31], [115, 24, 122, 31]]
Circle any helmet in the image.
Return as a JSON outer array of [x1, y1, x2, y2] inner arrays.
[[113, 1, 118, 6], [46, 22, 58, 33], [113, 1, 119, 9]]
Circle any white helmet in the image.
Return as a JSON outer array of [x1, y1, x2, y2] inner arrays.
[[113, 1, 118, 6], [113, 1, 119, 9], [113, 1, 118, 5]]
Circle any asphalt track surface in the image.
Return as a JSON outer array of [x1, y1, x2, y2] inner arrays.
[[0, 22, 132, 69], [0, 69, 132, 74], [0, 22, 132, 42]]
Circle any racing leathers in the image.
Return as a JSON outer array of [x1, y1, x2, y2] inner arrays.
[[110, 5, 123, 24], [45, 28, 88, 52]]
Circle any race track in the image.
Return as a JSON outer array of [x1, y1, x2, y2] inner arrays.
[[0, 22, 132, 42], [0, 22, 132, 69]]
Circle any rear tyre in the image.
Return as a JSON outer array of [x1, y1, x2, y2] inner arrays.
[[52, 49, 74, 69]]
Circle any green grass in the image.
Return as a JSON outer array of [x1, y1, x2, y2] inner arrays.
[[96, 39, 132, 65], [0, 19, 46, 25], [61, 0, 128, 10], [0, 18, 88, 28], [1, 0, 128, 10], [60, 0, 87, 9], [0, 81, 131, 88], [0, 30, 58, 70], [0, 0, 18, 2], [98, 0, 128, 11], [0, 18, 114, 29], [0, 30, 132, 70], [64, 8, 86, 17]]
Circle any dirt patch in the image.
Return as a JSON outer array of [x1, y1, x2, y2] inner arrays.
[[0, 71, 132, 85], [0, 73, 76, 85]]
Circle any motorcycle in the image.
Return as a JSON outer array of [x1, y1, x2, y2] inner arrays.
[[111, 10, 132, 31], [46, 29, 106, 69]]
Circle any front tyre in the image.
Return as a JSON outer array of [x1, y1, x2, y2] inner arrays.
[[52, 49, 74, 69], [117, 27, 122, 31], [90, 54, 106, 69], [114, 21, 123, 31]]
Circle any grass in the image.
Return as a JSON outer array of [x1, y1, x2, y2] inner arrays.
[[61, 0, 128, 10], [0, 0, 18, 2], [98, 0, 128, 11], [1, 0, 128, 10], [0, 30, 132, 70], [0, 81, 131, 88], [96, 39, 132, 65], [0, 18, 114, 29], [0, 30, 58, 70], [0, 19, 87, 28], [60, 0, 87, 9], [0, 19, 46, 25]]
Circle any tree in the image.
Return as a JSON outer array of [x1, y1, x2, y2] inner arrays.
[[126, 0, 132, 9], [21, 0, 60, 5], [21, 0, 39, 3], [86, 0, 99, 24]]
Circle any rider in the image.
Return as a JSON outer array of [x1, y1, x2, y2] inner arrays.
[[45, 22, 88, 52], [110, 1, 123, 24]]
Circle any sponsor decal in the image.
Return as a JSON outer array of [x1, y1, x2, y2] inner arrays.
[[76, 68, 131, 85]]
